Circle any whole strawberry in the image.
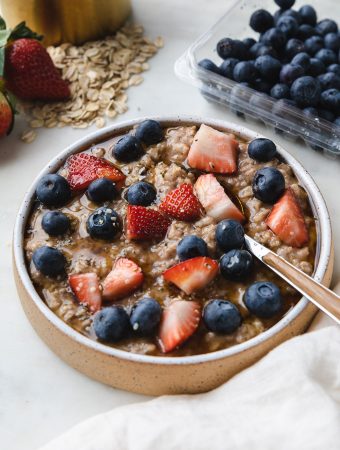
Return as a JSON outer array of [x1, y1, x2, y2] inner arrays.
[[1, 19, 70, 101], [0, 91, 14, 137]]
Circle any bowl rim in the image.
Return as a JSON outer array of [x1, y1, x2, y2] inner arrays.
[[13, 115, 332, 366]]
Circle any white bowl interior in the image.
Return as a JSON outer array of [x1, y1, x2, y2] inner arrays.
[[13, 116, 332, 365]]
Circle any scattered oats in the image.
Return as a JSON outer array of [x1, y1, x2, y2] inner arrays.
[[95, 117, 106, 128], [29, 119, 44, 128], [129, 74, 143, 86], [154, 36, 164, 48], [21, 129, 37, 143], [21, 23, 163, 141]]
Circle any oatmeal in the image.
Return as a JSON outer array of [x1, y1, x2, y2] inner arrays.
[[24, 120, 316, 356]]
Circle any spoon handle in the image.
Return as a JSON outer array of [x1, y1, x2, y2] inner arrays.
[[263, 252, 340, 325]]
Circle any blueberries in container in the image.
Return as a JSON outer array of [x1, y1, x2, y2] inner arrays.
[[250, 9, 274, 33], [290, 76, 321, 107], [298, 5, 317, 26]]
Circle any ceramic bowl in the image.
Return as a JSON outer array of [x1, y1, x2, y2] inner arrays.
[[13, 116, 334, 395]]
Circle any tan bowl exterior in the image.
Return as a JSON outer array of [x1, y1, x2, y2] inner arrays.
[[13, 116, 334, 396]]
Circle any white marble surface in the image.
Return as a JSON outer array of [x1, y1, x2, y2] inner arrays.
[[0, 1, 339, 449]]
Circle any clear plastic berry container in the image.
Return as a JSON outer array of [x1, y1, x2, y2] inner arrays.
[[175, 0, 340, 159]]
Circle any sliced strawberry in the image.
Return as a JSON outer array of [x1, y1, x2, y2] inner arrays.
[[194, 174, 244, 222], [265, 188, 308, 248], [187, 124, 239, 174], [158, 300, 201, 353], [65, 153, 126, 191], [102, 258, 144, 301], [163, 256, 219, 295], [159, 183, 201, 222], [126, 205, 172, 240], [69, 273, 102, 312]]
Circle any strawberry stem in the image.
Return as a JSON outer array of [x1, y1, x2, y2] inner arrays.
[[9, 21, 43, 41]]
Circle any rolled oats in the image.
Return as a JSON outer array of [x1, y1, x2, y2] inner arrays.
[[21, 23, 163, 141]]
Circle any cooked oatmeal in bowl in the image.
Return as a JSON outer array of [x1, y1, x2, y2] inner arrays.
[[14, 117, 332, 394], [23, 117, 318, 357]]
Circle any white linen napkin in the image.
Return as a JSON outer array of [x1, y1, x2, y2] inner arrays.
[[39, 284, 340, 450]]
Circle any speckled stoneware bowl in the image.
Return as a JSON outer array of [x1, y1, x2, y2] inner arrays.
[[13, 116, 334, 395]]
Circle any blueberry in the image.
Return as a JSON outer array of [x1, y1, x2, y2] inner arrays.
[[276, 16, 299, 38], [135, 120, 163, 146], [274, 0, 295, 10], [32, 246, 66, 277], [87, 207, 121, 240], [298, 5, 317, 26], [254, 55, 281, 82], [280, 10, 302, 25], [315, 48, 337, 66], [308, 58, 326, 76], [320, 89, 340, 114], [203, 300, 242, 334], [87, 178, 118, 203], [130, 297, 162, 336], [315, 19, 338, 36], [318, 108, 335, 122], [256, 45, 279, 58], [252, 167, 285, 203], [270, 83, 291, 99], [252, 78, 273, 94], [285, 38, 305, 59], [36, 174, 71, 208], [244, 282, 283, 318], [233, 61, 258, 83], [261, 27, 287, 51], [318, 72, 340, 90], [93, 306, 130, 342], [304, 36, 324, 55], [248, 138, 277, 162], [303, 106, 318, 118], [290, 76, 321, 107], [327, 64, 340, 76], [220, 249, 253, 281], [217, 38, 248, 60], [219, 58, 239, 79], [249, 9, 274, 33], [126, 181, 156, 206], [198, 59, 221, 75], [334, 117, 340, 127], [41, 211, 70, 236], [243, 37, 257, 49], [280, 64, 304, 85], [291, 52, 310, 70], [296, 24, 318, 40], [177, 235, 208, 261], [215, 219, 244, 252], [324, 33, 340, 52], [113, 135, 144, 162]]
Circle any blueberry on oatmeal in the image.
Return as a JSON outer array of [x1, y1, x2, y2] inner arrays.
[[113, 135, 144, 162], [216, 219, 245, 252], [127, 181, 157, 206], [248, 138, 277, 162], [87, 178, 118, 203], [36, 174, 71, 207], [93, 306, 130, 342], [203, 300, 242, 334], [252, 167, 285, 203], [176, 235, 208, 261], [32, 246, 66, 277], [220, 249, 253, 281], [130, 298, 162, 336], [244, 281, 283, 318], [41, 211, 70, 236], [135, 119, 164, 145], [86, 207, 121, 240]]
